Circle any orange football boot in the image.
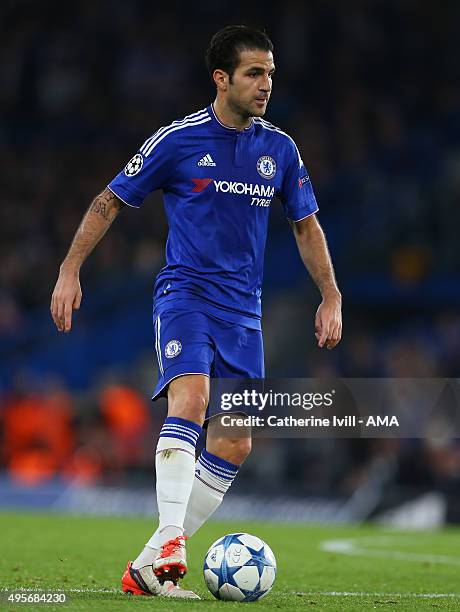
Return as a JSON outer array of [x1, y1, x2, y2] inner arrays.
[[153, 535, 188, 584]]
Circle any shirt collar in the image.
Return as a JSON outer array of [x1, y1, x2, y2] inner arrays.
[[208, 104, 254, 134]]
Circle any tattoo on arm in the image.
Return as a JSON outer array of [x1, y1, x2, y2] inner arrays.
[[89, 189, 124, 223], [60, 189, 124, 271]]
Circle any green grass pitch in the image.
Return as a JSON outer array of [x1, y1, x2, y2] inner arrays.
[[0, 512, 459, 611]]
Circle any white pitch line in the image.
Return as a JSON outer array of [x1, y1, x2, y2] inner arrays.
[[2, 587, 459, 600], [296, 591, 460, 599], [320, 536, 460, 566], [57, 588, 120, 594]]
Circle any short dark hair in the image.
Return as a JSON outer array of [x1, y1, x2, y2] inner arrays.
[[205, 25, 273, 82]]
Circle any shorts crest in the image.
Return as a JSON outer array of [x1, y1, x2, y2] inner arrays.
[[165, 339, 182, 358]]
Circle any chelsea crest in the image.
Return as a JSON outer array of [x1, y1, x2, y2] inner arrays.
[[165, 340, 182, 358], [257, 156, 276, 179]]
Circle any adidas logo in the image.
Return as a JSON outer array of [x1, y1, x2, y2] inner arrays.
[[198, 154, 216, 167]]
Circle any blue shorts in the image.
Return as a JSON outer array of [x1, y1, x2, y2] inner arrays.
[[152, 305, 264, 404]]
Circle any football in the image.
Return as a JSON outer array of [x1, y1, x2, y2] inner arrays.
[[203, 532, 277, 602]]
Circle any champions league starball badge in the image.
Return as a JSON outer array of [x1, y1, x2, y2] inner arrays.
[[165, 340, 182, 358], [256, 156, 276, 179], [124, 153, 143, 177]]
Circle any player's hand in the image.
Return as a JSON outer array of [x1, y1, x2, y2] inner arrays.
[[315, 291, 342, 349], [50, 265, 82, 332]]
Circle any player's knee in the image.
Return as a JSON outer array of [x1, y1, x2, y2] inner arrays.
[[168, 391, 208, 424], [225, 437, 252, 465]]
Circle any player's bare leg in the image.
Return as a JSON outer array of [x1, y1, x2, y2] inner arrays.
[[206, 414, 252, 464], [152, 375, 209, 586]]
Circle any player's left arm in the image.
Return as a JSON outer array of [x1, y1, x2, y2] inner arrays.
[[290, 214, 342, 349]]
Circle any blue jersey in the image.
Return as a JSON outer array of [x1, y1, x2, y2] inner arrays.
[[108, 104, 318, 330]]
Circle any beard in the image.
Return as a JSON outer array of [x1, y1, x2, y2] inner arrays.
[[227, 93, 267, 120]]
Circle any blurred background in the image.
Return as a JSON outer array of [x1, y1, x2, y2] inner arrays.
[[1, 0, 459, 527]]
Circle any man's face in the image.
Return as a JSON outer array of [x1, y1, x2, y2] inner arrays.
[[226, 49, 275, 119]]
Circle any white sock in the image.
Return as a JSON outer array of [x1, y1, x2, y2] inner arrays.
[[132, 545, 158, 569], [133, 449, 238, 567], [185, 448, 239, 536], [155, 417, 202, 547]]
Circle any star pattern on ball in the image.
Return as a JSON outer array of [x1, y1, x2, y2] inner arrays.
[[204, 533, 276, 602]]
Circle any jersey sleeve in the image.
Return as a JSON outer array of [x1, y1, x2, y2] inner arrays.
[[279, 139, 319, 221], [107, 131, 176, 208]]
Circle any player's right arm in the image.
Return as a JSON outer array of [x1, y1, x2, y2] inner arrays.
[[50, 188, 124, 333], [51, 121, 177, 332]]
